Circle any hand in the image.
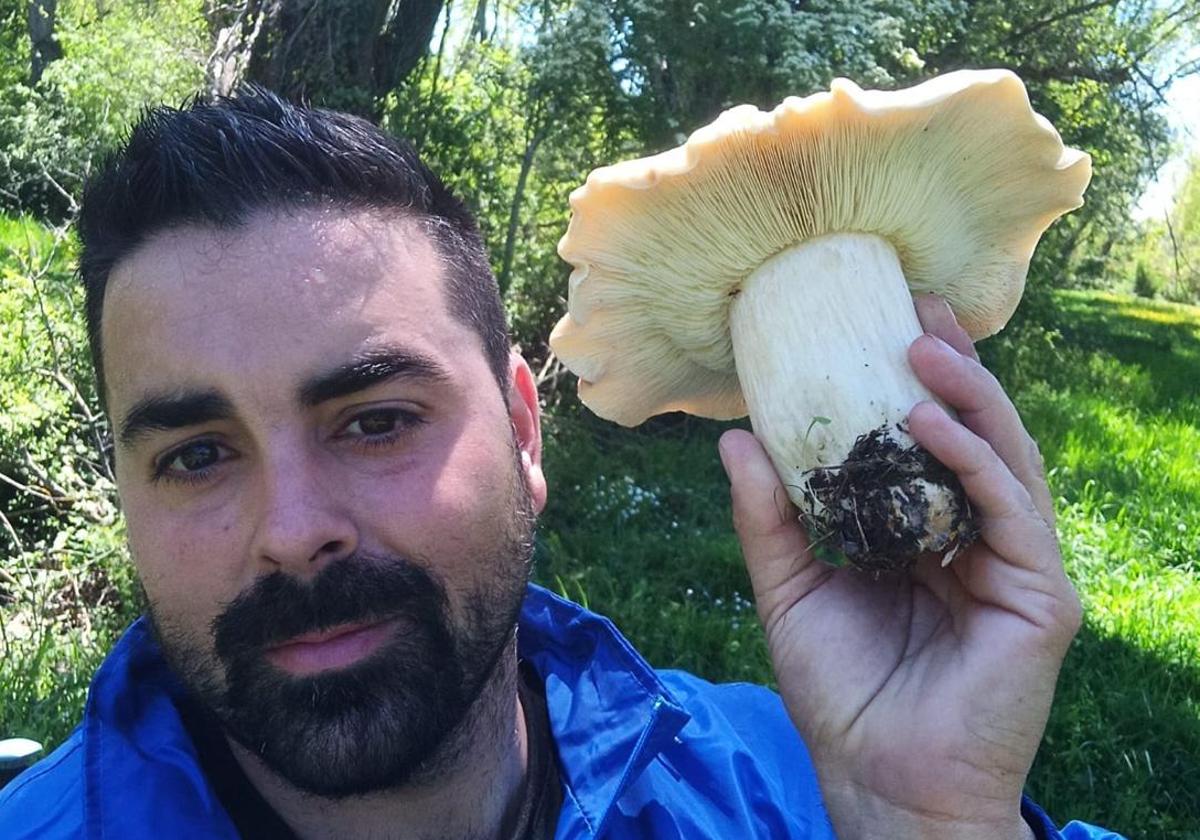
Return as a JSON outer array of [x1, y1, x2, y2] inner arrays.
[[718, 294, 1080, 840]]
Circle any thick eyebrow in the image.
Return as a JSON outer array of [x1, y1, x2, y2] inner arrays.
[[298, 347, 452, 408], [118, 390, 235, 448]]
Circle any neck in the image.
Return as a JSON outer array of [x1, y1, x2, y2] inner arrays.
[[227, 646, 529, 840]]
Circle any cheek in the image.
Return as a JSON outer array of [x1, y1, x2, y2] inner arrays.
[[350, 436, 516, 568], [123, 495, 248, 635]]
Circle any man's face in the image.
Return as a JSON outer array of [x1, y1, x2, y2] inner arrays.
[[102, 207, 547, 797]]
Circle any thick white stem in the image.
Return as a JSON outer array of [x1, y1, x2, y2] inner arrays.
[[729, 232, 934, 505], [728, 233, 976, 570]]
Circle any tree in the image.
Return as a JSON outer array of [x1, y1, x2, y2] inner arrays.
[[27, 0, 61, 85], [204, 0, 446, 120]]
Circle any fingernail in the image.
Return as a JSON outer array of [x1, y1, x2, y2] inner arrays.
[[911, 399, 945, 417], [719, 430, 753, 479], [717, 433, 735, 470]]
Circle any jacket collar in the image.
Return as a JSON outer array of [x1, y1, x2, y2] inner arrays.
[[517, 586, 692, 836], [83, 584, 691, 838], [83, 619, 238, 836]]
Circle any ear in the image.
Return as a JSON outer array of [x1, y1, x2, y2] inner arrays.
[[507, 350, 547, 514]]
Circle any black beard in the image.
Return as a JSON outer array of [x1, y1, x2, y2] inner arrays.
[[148, 473, 535, 799]]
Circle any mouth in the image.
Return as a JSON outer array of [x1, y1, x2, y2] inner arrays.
[[265, 617, 402, 676]]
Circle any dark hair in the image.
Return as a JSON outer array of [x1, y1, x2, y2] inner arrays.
[[77, 87, 510, 407]]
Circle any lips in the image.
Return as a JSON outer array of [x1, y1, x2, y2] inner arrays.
[[265, 617, 401, 676]]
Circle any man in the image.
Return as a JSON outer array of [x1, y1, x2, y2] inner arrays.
[[0, 90, 1119, 839]]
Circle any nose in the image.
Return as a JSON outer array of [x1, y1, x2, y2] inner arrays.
[[249, 449, 358, 576]]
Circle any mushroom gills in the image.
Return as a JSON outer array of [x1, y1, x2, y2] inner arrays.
[[728, 232, 977, 571]]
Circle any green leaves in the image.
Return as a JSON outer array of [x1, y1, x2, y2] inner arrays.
[[0, 215, 133, 750], [0, 0, 205, 220], [0, 216, 115, 545]]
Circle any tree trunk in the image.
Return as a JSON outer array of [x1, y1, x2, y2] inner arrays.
[[498, 127, 546, 295], [27, 0, 62, 86], [375, 0, 446, 100], [205, 0, 273, 98], [203, 0, 445, 122], [415, 0, 454, 149], [472, 0, 488, 41]]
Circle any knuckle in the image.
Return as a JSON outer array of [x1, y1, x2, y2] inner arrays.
[[967, 434, 1002, 479], [978, 363, 1004, 394], [1061, 583, 1084, 636], [1018, 483, 1042, 519], [1024, 432, 1045, 467], [730, 502, 754, 537]]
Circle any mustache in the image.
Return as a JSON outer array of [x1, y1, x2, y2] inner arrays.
[[212, 556, 447, 662]]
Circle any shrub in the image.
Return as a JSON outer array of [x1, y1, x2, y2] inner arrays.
[[1133, 260, 1158, 299]]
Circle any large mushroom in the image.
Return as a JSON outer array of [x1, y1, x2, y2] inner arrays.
[[549, 69, 1091, 572]]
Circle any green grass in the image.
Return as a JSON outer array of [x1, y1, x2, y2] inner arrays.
[[537, 290, 1200, 838], [999, 292, 1200, 836]]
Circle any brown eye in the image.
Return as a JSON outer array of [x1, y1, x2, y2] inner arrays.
[[171, 441, 221, 472], [343, 408, 423, 441], [153, 439, 230, 484], [355, 410, 398, 436], [340, 408, 424, 446]]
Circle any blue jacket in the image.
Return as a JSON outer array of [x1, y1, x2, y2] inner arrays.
[[1, 584, 1121, 838]]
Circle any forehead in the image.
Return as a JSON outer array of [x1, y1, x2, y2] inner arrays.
[[101, 207, 479, 410]]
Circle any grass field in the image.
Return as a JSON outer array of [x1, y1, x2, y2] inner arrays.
[[536, 289, 1200, 837], [2, 287, 1198, 835]]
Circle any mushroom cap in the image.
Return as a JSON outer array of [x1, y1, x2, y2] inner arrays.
[[549, 69, 1092, 426]]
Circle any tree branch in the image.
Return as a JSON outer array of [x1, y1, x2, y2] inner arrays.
[[1008, 0, 1120, 43], [36, 367, 115, 485], [0, 508, 25, 556]]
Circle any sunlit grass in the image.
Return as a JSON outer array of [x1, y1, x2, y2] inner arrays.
[[1095, 291, 1200, 328], [987, 291, 1200, 835]]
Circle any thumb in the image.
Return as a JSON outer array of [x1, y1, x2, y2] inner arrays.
[[718, 429, 818, 611]]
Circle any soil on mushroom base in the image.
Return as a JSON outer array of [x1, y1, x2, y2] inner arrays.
[[801, 424, 978, 573]]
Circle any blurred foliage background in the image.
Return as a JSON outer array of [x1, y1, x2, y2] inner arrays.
[[1, 0, 1199, 835]]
